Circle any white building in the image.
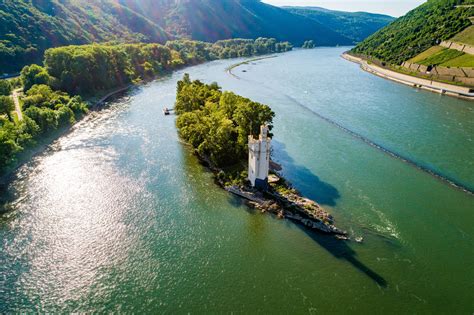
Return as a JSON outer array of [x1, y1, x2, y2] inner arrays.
[[248, 125, 271, 189]]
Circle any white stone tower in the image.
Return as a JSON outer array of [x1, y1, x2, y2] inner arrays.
[[248, 125, 271, 189]]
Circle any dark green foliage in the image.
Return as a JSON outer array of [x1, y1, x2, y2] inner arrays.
[[0, 0, 171, 73], [0, 36, 287, 172], [285, 6, 395, 43], [44, 43, 181, 95], [0, 84, 88, 171], [167, 38, 292, 65], [0, 120, 22, 167], [302, 40, 316, 49], [7, 78, 22, 90], [119, 0, 352, 46], [210, 38, 292, 59], [1, 0, 356, 72], [20, 65, 51, 92], [0, 96, 14, 121], [351, 0, 474, 64], [0, 80, 12, 96], [45, 39, 292, 95], [175, 75, 274, 167]]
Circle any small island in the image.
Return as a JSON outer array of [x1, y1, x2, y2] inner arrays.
[[175, 74, 348, 238]]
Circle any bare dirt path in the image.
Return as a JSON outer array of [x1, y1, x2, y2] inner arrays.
[[12, 88, 23, 121]]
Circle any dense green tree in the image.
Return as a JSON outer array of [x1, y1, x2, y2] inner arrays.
[[0, 80, 12, 96], [0, 121, 22, 167], [0, 96, 15, 121], [23, 106, 58, 133], [20, 65, 51, 92], [175, 75, 274, 167], [44, 39, 291, 96], [0, 82, 88, 171]]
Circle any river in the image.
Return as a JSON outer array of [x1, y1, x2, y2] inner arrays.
[[1, 47, 473, 313]]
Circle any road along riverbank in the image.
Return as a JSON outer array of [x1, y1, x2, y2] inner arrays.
[[342, 53, 474, 100]]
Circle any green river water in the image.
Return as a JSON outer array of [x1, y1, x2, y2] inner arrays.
[[1, 48, 473, 313]]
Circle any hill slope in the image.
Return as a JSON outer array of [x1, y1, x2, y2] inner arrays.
[[118, 0, 352, 46], [2, 0, 381, 74], [284, 6, 395, 43], [351, 0, 474, 65], [0, 0, 172, 73]]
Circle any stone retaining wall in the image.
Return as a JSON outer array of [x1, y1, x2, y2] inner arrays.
[[457, 77, 474, 85], [440, 40, 474, 55], [462, 67, 474, 76], [402, 61, 474, 86]]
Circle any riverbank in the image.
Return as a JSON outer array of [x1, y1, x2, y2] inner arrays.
[[226, 55, 278, 78], [0, 52, 287, 194], [226, 181, 348, 238], [192, 150, 348, 238], [0, 84, 132, 190], [342, 53, 474, 100]]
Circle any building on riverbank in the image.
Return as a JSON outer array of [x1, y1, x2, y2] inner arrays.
[[248, 125, 271, 189]]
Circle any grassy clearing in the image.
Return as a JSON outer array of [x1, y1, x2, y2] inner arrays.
[[408, 46, 446, 63], [417, 49, 465, 66], [441, 53, 474, 67], [451, 25, 474, 46]]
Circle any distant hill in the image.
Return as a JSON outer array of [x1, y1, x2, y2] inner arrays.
[[0, 0, 171, 73], [284, 6, 395, 43], [351, 0, 474, 65], [117, 0, 352, 46], [2, 0, 395, 73]]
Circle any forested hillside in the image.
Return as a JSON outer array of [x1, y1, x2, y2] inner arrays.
[[1, 0, 357, 73], [351, 0, 474, 64], [0, 0, 171, 73], [284, 6, 394, 43], [118, 0, 351, 46]]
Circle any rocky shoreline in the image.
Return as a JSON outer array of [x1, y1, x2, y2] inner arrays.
[[195, 152, 349, 239], [225, 181, 348, 238]]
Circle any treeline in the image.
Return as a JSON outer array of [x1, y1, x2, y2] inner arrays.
[[0, 0, 171, 73], [175, 74, 274, 170], [43, 38, 292, 95], [0, 37, 288, 173], [0, 80, 88, 170], [0, 54, 89, 171], [351, 0, 474, 65]]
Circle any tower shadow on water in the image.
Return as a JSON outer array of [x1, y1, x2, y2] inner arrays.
[[301, 228, 388, 287], [180, 134, 387, 287], [272, 140, 387, 287], [272, 140, 340, 206]]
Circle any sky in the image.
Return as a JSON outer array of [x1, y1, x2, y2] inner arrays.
[[262, 0, 426, 17]]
